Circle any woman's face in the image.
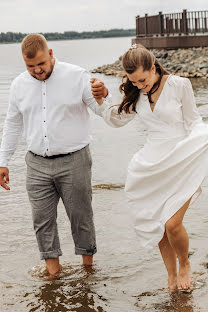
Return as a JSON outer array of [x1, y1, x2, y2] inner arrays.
[[127, 65, 156, 92]]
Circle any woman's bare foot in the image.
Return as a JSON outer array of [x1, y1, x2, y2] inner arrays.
[[168, 274, 178, 293], [178, 260, 191, 290]]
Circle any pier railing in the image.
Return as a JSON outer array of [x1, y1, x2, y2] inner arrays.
[[136, 10, 208, 37]]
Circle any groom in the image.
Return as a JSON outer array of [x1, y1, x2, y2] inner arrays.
[[0, 33, 108, 279]]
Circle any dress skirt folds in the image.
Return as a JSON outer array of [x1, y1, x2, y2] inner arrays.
[[100, 75, 208, 249]]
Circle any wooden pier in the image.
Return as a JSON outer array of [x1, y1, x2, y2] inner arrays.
[[132, 10, 208, 49]]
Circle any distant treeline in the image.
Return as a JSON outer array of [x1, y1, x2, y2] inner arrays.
[[0, 29, 136, 43]]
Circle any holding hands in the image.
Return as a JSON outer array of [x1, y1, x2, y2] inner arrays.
[[90, 78, 108, 105], [0, 167, 10, 190]]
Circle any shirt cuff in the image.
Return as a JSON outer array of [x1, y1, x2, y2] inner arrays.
[[0, 154, 10, 167], [105, 92, 112, 103], [99, 99, 111, 113], [0, 161, 9, 167]]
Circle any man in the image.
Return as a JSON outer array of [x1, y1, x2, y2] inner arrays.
[[0, 34, 108, 279]]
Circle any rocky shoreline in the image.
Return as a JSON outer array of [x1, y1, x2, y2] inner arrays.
[[91, 47, 208, 78]]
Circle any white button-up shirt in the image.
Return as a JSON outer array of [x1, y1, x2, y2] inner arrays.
[[0, 60, 105, 166]]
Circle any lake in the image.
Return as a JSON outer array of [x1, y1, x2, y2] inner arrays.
[[0, 37, 208, 312]]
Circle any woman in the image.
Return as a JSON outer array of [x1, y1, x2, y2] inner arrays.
[[91, 44, 208, 292]]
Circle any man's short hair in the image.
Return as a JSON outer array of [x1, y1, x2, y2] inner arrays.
[[21, 34, 48, 58]]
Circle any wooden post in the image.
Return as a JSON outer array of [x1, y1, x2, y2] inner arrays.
[[182, 9, 188, 34], [204, 17, 207, 32], [144, 14, 148, 36], [158, 11, 164, 36], [136, 15, 140, 38]]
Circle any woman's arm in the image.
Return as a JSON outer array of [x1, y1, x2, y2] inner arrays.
[[99, 100, 136, 128], [181, 78, 202, 134], [91, 78, 136, 128]]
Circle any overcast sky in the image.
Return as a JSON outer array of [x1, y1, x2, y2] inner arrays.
[[1, 0, 208, 33]]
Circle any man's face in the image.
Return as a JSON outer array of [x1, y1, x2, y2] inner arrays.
[[23, 49, 54, 81]]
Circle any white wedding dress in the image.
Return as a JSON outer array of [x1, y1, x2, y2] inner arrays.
[[100, 75, 208, 249]]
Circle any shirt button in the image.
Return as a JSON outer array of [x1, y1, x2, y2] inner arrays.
[[43, 120, 46, 122], [43, 107, 45, 109], [46, 149, 48, 151], [45, 136, 47, 138], [43, 92, 45, 95]]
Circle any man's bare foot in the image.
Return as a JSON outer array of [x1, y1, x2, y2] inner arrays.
[[43, 272, 60, 281], [45, 258, 60, 276], [168, 274, 178, 293], [178, 260, 191, 290], [82, 255, 93, 265], [43, 264, 62, 281]]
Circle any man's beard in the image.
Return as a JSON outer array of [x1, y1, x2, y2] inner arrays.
[[32, 62, 54, 81]]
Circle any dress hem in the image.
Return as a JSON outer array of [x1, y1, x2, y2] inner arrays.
[[132, 178, 204, 251]]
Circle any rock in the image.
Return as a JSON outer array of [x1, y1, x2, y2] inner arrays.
[[161, 52, 168, 59], [199, 64, 208, 69], [201, 68, 208, 75], [91, 47, 208, 79]]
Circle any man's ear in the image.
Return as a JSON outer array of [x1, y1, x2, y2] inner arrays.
[[49, 49, 53, 58]]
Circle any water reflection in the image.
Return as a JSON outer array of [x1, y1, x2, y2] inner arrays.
[[136, 290, 195, 312], [27, 265, 107, 312], [155, 292, 195, 312]]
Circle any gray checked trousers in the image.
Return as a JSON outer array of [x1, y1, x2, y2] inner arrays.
[[25, 145, 97, 260]]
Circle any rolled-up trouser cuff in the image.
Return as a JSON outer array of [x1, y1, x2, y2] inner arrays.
[[75, 246, 97, 256], [40, 249, 62, 260]]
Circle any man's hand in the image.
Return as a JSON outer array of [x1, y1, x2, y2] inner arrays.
[[0, 167, 10, 190], [90, 78, 108, 105]]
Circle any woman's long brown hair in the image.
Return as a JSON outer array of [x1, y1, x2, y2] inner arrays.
[[118, 45, 169, 114]]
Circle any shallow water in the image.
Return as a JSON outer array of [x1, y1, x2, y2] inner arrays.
[[1, 38, 208, 311]]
